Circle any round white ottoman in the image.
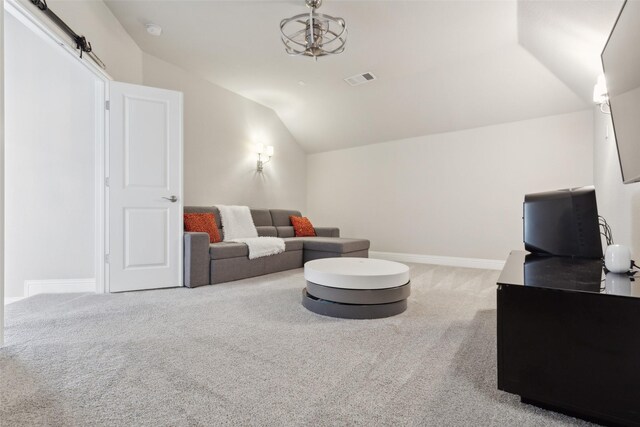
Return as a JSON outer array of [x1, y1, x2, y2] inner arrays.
[[302, 257, 411, 319]]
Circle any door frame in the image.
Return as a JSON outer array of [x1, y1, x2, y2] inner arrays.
[[5, 0, 111, 295]]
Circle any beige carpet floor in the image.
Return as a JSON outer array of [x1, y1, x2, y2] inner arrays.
[[1, 264, 592, 426]]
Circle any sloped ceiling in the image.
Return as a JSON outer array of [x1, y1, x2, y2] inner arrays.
[[104, 0, 623, 153], [518, 0, 623, 103]]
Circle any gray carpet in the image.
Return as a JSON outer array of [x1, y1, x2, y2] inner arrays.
[[1, 264, 592, 426]]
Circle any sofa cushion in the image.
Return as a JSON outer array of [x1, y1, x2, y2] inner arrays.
[[184, 213, 221, 243], [251, 209, 273, 226], [256, 226, 277, 237], [300, 237, 370, 253], [184, 206, 222, 229], [270, 209, 301, 226], [210, 238, 302, 260], [276, 226, 295, 238], [290, 216, 316, 237], [314, 227, 340, 238], [210, 242, 248, 260], [282, 238, 304, 251]]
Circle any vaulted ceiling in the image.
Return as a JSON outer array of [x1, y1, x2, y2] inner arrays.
[[104, 0, 623, 153]]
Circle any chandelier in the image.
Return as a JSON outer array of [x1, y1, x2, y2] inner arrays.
[[280, 0, 347, 60]]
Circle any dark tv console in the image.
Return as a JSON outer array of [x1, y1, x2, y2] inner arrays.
[[497, 251, 640, 426]]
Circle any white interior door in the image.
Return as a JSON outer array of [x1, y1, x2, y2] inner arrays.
[[108, 82, 183, 292]]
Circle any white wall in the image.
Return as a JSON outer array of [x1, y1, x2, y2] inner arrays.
[[4, 12, 100, 298], [15, 0, 143, 84], [1, 0, 5, 344], [142, 53, 307, 211], [593, 108, 640, 258], [307, 111, 594, 262], [3, 0, 142, 300], [12, 0, 308, 211], [3, 1, 306, 301]]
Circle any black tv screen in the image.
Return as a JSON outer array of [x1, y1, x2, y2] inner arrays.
[[601, 0, 640, 184], [523, 187, 603, 259]]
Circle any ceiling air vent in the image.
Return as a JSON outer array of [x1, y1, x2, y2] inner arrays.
[[344, 72, 377, 87]]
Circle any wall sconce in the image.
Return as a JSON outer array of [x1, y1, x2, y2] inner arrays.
[[593, 74, 610, 114], [256, 143, 274, 172]]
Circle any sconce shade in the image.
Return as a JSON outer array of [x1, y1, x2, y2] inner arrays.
[[593, 74, 608, 104], [256, 144, 274, 172]]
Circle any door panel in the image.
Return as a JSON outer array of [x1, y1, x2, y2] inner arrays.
[[109, 82, 183, 292], [124, 97, 169, 189], [124, 208, 168, 269]]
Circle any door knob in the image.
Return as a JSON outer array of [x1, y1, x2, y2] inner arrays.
[[162, 196, 178, 203]]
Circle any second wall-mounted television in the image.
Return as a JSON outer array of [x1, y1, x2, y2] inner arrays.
[[601, 0, 640, 184]]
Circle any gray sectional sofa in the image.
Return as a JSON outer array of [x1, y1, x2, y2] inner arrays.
[[183, 207, 370, 287]]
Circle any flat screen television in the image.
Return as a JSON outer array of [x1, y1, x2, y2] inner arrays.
[[523, 187, 603, 259], [601, 0, 640, 184]]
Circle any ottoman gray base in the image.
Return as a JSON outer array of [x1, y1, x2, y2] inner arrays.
[[306, 280, 410, 305], [302, 289, 408, 319]]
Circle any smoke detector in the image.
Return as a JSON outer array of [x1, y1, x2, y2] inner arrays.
[[344, 72, 376, 86], [145, 23, 163, 36]]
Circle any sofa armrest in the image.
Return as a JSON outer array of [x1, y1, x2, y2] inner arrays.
[[184, 232, 210, 288], [314, 227, 340, 238]]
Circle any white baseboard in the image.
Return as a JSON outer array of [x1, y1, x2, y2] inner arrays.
[[369, 251, 505, 270], [4, 297, 25, 305], [23, 278, 96, 297]]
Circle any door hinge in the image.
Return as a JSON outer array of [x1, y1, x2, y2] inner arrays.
[[105, 177, 110, 187], [105, 100, 110, 110], [105, 254, 110, 264]]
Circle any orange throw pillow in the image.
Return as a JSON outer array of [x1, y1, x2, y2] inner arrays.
[[184, 213, 221, 243], [290, 215, 316, 237]]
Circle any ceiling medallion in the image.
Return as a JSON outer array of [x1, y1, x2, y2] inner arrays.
[[280, 0, 347, 60]]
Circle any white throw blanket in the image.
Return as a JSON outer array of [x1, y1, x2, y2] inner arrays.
[[217, 205, 258, 240], [216, 205, 285, 260], [229, 236, 285, 260]]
